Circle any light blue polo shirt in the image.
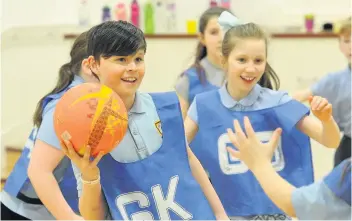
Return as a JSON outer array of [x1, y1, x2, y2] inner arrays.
[[311, 67, 351, 137], [188, 84, 292, 124], [292, 180, 351, 220], [72, 90, 164, 197], [175, 57, 226, 100]]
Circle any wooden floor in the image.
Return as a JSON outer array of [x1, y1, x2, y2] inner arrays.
[[1, 147, 22, 189]]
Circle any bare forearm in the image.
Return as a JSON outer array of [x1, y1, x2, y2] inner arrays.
[[252, 162, 296, 217], [29, 172, 77, 220], [184, 117, 199, 143], [321, 117, 340, 148], [188, 149, 227, 218], [298, 116, 340, 148], [80, 182, 106, 220], [177, 93, 190, 120]]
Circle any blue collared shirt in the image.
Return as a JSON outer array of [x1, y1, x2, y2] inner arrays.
[[175, 57, 226, 100], [188, 84, 292, 124], [311, 67, 351, 137], [292, 180, 351, 220]]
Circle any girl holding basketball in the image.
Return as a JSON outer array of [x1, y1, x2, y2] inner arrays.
[[34, 21, 228, 220], [1, 32, 91, 220], [184, 12, 341, 220]]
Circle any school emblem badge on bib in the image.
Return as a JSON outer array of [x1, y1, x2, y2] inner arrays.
[[155, 120, 162, 136]]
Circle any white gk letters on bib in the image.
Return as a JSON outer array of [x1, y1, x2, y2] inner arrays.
[[115, 176, 193, 220]]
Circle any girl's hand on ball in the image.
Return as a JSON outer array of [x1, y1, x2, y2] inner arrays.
[[61, 139, 104, 181]]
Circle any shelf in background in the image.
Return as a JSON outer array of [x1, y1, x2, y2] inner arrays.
[[64, 32, 338, 40], [272, 32, 338, 38], [64, 33, 198, 39]]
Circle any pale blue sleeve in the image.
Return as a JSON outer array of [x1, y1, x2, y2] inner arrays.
[[36, 100, 61, 150], [175, 74, 190, 101], [187, 97, 199, 125], [292, 181, 351, 220], [311, 73, 337, 99], [278, 92, 292, 105]]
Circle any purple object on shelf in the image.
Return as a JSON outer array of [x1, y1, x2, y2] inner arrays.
[[102, 6, 111, 22]]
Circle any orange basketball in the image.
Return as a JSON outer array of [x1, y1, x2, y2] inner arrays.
[[54, 83, 128, 157]]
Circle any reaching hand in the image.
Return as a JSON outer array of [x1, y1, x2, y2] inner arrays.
[[309, 96, 333, 122], [226, 116, 282, 171]]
